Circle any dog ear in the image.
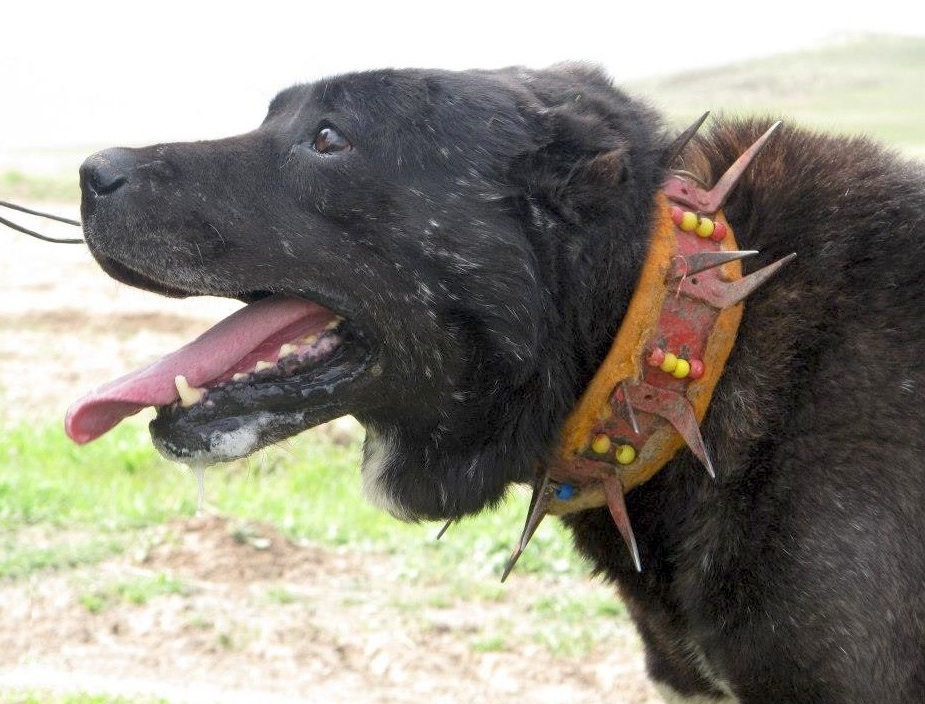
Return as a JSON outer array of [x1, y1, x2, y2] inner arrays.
[[514, 112, 638, 227], [509, 70, 663, 227], [558, 141, 632, 220]]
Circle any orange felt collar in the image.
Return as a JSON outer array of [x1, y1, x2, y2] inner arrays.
[[547, 190, 743, 514], [500, 120, 796, 578]]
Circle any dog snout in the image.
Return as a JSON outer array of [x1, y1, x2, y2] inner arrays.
[[80, 148, 136, 197]]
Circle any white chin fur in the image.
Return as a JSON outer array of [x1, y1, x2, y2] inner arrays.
[[361, 427, 414, 520], [654, 683, 738, 704]]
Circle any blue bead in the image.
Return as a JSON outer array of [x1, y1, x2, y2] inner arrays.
[[554, 483, 575, 500]]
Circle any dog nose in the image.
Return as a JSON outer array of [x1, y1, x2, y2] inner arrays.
[[80, 148, 135, 196]]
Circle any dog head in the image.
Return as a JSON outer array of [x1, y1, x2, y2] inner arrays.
[[67, 64, 667, 521]]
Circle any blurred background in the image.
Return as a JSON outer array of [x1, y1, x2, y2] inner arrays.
[[1, 2, 923, 703], [3, 0, 924, 164]]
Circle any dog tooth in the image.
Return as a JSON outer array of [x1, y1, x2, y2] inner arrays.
[[254, 360, 275, 372], [232, 373, 249, 382], [279, 343, 298, 358], [324, 317, 343, 331], [174, 375, 205, 407], [301, 334, 319, 345]]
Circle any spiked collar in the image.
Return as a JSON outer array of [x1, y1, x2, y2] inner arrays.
[[501, 119, 795, 579]]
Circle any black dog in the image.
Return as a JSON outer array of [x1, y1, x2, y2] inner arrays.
[[66, 64, 925, 702]]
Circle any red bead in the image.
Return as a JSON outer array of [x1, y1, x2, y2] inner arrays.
[[648, 348, 665, 367], [711, 221, 727, 241], [689, 359, 705, 379], [670, 206, 684, 226]]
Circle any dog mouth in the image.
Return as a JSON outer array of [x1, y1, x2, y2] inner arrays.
[[65, 292, 374, 464]]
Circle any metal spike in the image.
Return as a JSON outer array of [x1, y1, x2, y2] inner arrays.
[[435, 519, 454, 540], [628, 382, 715, 479], [603, 476, 642, 572], [681, 252, 797, 309], [669, 250, 759, 280], [620, 380, 641, 435], [663, 111, 710, 168], [700, 121, 782, 213], [500, 469, 552, 582]]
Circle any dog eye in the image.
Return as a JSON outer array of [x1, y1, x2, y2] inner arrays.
[[313, 126, 352, 154]]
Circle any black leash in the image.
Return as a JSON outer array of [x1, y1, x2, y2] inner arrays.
[[0, 199, 83, 244]]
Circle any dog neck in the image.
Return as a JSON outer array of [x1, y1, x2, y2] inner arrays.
[[501, 120, 796, 578]]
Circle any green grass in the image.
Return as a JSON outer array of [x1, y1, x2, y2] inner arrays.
[[470, 634, 508, 653], [261, 585, 300, 605], [0, 418, 587, 582], [0, 423, 198, 530], [0, 694, 169, 704], [1, 170, 79, 203], [0, 535, 124, 580], [79, 572, 189, 613]]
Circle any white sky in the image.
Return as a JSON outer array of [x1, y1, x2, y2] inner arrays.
[[2, 0, 924, 153]]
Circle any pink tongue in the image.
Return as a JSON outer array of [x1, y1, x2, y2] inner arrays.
[[65, 294, 335, 444]]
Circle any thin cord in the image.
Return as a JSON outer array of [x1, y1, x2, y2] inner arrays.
[[0, 199, 83, 244], [0, 199, 81, 226]]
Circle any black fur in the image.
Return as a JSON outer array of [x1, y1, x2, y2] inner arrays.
[[77, 64, 925, 702]]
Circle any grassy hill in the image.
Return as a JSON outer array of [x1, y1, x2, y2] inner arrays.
[[627, 34, 925, 157], [2, 34, 923, 204]]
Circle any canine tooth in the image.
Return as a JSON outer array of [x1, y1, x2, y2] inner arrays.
[[279, 343, 298, 358], [254, 360, 274, 372], [174, 375, 205, 407], [232, 373, 249, 382], [324, 317, 343, 331], [301, 334, 319, 345]]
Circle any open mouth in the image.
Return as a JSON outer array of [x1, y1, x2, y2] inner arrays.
[[65, 293, 374, 464]]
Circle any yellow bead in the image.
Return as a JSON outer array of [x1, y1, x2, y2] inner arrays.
[[679, 211, 698, 232], [615, 444, 636, 465], [695, 217, 715, 238], [660, 352, 678, 373], [672, 358, 691, 378], [591, 434, 612, 455]]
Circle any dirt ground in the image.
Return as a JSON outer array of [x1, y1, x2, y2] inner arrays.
[[0, 211, 662, 703]]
